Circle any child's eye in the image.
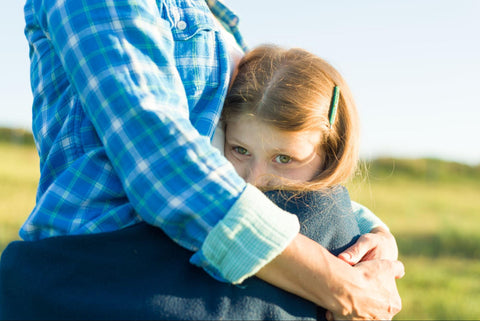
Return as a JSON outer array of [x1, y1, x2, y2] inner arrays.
[[234, 146, 250, 156], [274, 155, 292, 164]]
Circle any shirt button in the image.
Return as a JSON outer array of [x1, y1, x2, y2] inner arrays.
[[177, 20, 187, 31]]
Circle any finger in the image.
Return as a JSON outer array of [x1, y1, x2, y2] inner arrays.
[[378, 259, 405, 279], [338, 234, 375, 265], [392, 260, 405, 279], [337, 252, 355, 265]]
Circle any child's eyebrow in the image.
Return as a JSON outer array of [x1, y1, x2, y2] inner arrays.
[[226, 136, 247, 146]]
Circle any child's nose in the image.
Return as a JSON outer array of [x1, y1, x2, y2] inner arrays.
[[245, 161, 268, 186]]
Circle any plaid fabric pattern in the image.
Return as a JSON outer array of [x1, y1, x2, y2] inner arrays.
[[21, 0, 247, 252]]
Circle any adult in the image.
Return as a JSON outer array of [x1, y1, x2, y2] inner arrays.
[[0, 0, 403, 319]]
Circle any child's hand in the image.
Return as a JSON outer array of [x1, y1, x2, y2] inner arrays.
[[338, 226, 398, 265]]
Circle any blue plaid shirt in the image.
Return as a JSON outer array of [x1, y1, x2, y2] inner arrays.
[[21, 0, 302, 283]]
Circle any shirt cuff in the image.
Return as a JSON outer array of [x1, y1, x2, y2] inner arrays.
[[190, 183, 300, 284], [351, 201, 389, 234]]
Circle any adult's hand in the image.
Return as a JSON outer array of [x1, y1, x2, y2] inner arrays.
[[326, 259, 404, 320], [338, 226, 399, 265], [256, 234, 404, 320]]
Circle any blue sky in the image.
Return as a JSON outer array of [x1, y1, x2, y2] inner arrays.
[[1, 1, 479, 165]]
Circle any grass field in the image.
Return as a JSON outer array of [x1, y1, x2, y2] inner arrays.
[[0, 142, 39, 251], [1, 140, 480, 320]]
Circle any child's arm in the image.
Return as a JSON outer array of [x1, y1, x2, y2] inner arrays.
[[351, 201, 389, 234], [339, 201, 399, 264]]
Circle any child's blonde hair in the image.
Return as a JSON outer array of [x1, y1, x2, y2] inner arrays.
[[222, 45, 360, 191]]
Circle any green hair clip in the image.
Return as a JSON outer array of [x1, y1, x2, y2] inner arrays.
[[328, 86, 340, 128]]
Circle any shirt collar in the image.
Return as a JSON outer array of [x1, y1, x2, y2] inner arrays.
[[205, 0, 249, 51]]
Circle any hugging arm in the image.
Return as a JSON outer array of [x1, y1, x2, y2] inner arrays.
[[257, 234, 404, 320], [255, 194, 403, 320]]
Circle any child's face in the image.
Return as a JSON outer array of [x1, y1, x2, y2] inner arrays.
[[224, 115, 324, 188]]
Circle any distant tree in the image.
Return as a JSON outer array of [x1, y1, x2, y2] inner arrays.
[[0, 127, 35, 145]]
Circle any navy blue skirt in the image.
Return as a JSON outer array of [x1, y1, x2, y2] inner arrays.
[[0, 187, 360, 320]]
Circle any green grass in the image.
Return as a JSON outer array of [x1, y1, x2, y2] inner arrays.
[[0, 141, 39, 251], [1, 140, 480, 320]]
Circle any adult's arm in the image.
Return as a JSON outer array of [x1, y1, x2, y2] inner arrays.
[[257, 233, 405, 320]]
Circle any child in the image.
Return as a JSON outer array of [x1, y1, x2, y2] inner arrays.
[[221, 45, 357, 192], [0, 45, 395, 320], [217, 44, 386, 234]]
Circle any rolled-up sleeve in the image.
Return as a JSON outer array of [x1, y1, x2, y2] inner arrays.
[[191, 184, 300, 283]]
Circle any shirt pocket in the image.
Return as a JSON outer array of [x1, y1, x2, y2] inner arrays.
[[162, 1, 223, 110], [166, 1, 218, 41]]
